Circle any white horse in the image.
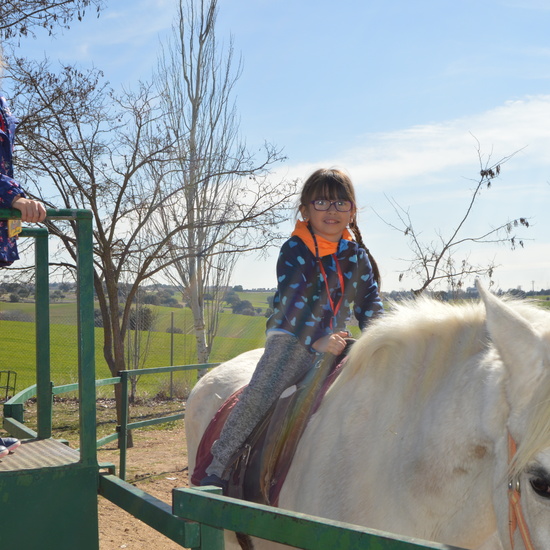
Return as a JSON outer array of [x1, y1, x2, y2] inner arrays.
[[186, 283, 550, 550]]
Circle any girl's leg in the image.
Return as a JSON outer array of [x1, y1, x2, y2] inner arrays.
[[206, 332, 315, 478]]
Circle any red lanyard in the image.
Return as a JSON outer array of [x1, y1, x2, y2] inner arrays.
[[317, 254, 345, 328], [309, 227, 345, 329], [0, 109, 6, 134]]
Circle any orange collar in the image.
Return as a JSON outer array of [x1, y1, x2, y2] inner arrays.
[[291, 220, 353, 257]]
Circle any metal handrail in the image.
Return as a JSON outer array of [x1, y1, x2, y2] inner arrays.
[[0, 209, 97, 466]]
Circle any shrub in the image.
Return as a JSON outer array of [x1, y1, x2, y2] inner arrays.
[[162, 297, 180, 307], [129, 306, 155, 331], [143, 294, 160, 305], [0, 310, 33, 322], [232, 299, 254, 315]]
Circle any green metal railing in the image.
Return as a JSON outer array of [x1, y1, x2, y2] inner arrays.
[[0, 208, 97, 465], [117, 363, 217, 479], [4, 379, 121, 441], [98, 477, 464, 550], [0, 208, 101, 549], [172, 486, 463, 550], [4, 367, 215, 475]]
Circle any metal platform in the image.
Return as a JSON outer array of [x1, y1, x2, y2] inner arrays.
[[0, 438, 99, 549], [0, 438, 80, 471]]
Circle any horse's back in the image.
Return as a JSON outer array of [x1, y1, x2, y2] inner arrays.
[[185, 348, 263, 478]]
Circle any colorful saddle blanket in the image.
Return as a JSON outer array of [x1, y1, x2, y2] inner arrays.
[[191, 345, 351, 506]]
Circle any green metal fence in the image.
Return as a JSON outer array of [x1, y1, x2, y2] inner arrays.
[[172, 486, 463, 550], [0, 208, 98, 460], [98, 477, 464, 550], [0, 208, 100, 549]]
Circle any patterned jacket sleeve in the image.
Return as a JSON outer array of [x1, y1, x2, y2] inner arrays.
[[353, 247, 384, 330], [1, 96, 25, 207], [270, 238, 321, 349], [0, 174, 25, 207]]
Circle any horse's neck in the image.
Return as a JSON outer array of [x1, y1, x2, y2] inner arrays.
[[300, 346, 495, 482], [280, 323, 500, 543], [333, 318, 491, 417]]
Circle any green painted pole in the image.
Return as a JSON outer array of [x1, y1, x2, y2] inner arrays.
[[24, 228, 52, 438], [0, 208, 95, 220], [174, 488, 462, 550], [119, 371, 129, 480], [195, 486, 225, 550], [74, 211, 98, 467]]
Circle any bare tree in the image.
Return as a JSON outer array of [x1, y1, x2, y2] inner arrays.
[[5, 55, 200, 436], [382, 144, 530, 295], [153, 0, 295, 363], [0, 0, 104, 40]]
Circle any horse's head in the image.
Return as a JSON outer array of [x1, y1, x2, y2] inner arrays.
[[479, 282, 550, 550]]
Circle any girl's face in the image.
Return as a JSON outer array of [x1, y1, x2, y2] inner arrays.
[[300, 198, 355, 242]]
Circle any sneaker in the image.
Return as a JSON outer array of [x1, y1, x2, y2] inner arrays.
[[0, 437, 21, 453], [0, 446, 8, 459], [200, 473, 228, 493]]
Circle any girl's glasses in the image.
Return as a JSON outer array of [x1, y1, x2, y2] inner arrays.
[[310, 199, 353, 212]]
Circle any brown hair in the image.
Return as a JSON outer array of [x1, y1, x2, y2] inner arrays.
[[299, 168, 381, 288]]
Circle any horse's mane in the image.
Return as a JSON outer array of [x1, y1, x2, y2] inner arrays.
[[337, 296, 488, 392]]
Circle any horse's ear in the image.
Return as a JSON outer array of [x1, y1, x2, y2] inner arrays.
[[477, 281, 544, 407]]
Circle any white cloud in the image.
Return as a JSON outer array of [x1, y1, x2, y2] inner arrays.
[[336, 95, 550, 191], [243, 95, 550, 292]]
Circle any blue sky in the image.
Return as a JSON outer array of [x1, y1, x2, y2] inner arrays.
[[7, 0, 550, 291]]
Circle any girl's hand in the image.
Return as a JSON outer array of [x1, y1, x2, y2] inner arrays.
[[11, 196, 47, 223], [312, 331, 349, 356]]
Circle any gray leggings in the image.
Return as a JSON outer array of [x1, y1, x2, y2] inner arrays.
[[206, 332, 316, 478]]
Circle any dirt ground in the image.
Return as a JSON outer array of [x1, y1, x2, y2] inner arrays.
[[97, 423, 192, 550]]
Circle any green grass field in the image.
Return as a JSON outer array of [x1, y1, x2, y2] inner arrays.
[[235, 291, 274, 310], [0, 300, 269, 332], [3, 292, 549, 399], [0, 303, 268, 398]]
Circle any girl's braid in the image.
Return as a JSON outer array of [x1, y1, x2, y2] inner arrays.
[[349, 219, 381, 289]]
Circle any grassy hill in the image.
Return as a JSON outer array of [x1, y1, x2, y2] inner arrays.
[[0, 299, 268, 398], [5, 289, 547, 398]]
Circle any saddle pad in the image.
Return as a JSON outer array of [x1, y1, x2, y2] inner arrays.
[[190, 386, 245, 486], [191, 344, 351, 497], [262, 355, 346, 505]]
